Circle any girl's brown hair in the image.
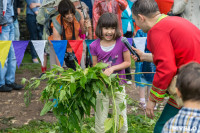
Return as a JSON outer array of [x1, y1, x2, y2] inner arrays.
[[95, 13, 121, 40]]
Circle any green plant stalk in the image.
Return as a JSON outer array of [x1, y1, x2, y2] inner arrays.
[[111, 85, 117, 133]]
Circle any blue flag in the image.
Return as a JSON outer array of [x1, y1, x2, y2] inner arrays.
[[51, 40, 68, 66]]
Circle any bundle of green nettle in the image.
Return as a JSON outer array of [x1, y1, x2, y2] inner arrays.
[[22, 62, 125, 133]]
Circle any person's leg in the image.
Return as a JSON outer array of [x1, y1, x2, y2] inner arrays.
[[13, 19, 20, 41], [95, 91, 109, 133], [139, 86, 147, 109], [26, 14, 38, 61], [0, 24, 10, 87], [154, 103, 179, 133], [125, 67, 132, 84], [115, 86, 128, 133]]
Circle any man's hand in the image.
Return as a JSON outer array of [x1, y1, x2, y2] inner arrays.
[[146, 100, 156, 119], [131, 46, 145, 62], [103, 67, 114, 76]]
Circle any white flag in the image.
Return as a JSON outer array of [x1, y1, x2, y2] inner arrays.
[[133, 37, 147, 52], [32, 40, 47, 66]]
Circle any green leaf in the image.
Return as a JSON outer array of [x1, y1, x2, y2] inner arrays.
[[104, 118, 113, 132], [118, 115, 124, 131], [70, 83, 76, 95], [59, 90, 66, 101], [100, 73, 111, 85], [80, 76, 87, 88], [21, 78, 27, 85], [40, 101, 56, 116], [80, 101, 86, 112], [95, 62, 109, 69], [119, 102, 126, 112], [70, 75, 75, 83], [75, 109, 81, 120]]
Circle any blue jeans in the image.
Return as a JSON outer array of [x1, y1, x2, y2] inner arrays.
[[26, 14, 43, 59], [0, 23, 16, 87], [13, 19, 20, 41]]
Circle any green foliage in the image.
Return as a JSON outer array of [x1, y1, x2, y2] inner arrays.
[[0, 120, 58, 133], [22, 62, 125, 133], [128, 112, 161, 133]]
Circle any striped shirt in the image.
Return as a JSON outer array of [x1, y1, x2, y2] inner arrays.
[[162, 107, 200, 133]]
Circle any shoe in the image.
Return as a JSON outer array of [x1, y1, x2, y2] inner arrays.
[[32, 58, 39, 63], [139, 102, 146, 110], [0, 85, 12, 92], [6, 83, 23, 90], [127, 81, 132, 85], [39, 73, 45, 78]]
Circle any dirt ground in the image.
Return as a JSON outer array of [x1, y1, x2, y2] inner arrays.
[[0, 68, 156, 130]]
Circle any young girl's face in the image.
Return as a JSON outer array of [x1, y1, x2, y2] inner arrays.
[[102, 27, 116, 41]]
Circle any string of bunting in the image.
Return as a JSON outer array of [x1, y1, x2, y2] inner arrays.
[[0, 37, 146, 69]]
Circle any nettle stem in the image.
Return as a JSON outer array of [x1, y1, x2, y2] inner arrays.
[[111, 85, 117, 133]]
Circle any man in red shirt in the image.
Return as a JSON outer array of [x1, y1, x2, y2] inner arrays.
[[131, 0, 200, 132]]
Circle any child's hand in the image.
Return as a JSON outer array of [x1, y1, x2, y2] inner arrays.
[[103, 67, 114, 76]]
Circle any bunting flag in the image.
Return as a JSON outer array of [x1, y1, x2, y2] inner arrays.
[[0, 41, 12, 68], [32, 40, 47, 66], [127, 38, 133, 46], [68, 40, 83, 65], [133, 37, 147, 52], [85, 39, 95, 59], [13, 41, 29, 68], [51, 40, 68, 66]]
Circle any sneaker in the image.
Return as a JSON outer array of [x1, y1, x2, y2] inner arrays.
[[32, 58, 39, 63], [139, 102, 146, 110], [39, 73, 45, 78], [127, 81, 132, 85], [0, 85, 12, 92], [6, 83, 23, 90]]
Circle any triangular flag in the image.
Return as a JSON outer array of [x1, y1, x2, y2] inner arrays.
[[32, 40, 47, 66], [127, 38, 133, 46], [13, 41, 29, 68], [85, 39, 95, 59], [133, 37, 147, 52], [51, 40, 68, 66], [0, 41, 12, 68], [68, 40, 83, 65]]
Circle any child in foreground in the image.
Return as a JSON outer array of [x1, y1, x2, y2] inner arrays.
[[162, 62, 200, 133], [89, 12, 131, 133]]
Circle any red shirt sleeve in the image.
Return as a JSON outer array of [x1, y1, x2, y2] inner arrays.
[[147, 29, 177, 102]]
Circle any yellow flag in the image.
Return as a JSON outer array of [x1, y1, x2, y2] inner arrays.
[[0, 41, 12, 68]]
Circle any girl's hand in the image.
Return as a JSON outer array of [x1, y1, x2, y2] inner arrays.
[[103, 67, 114, 76]]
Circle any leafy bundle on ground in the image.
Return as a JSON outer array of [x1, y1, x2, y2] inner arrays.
[[22, 62, 124, 132]]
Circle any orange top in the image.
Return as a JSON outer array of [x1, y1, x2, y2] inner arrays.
[[48, 14, 81, 52]]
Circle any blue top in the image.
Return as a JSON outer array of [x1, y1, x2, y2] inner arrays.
[[25, 0, 43, 15], [3, 0, 14, 24], [121, 0, 134, 35]]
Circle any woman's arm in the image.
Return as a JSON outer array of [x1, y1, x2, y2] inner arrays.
[[104, 50, 131, 76]]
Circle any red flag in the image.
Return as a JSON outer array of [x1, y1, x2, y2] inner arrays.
[[68, 40, 83, 65]]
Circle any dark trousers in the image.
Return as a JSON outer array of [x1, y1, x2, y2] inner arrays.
[[26, 14, 43, 59], [124, 31, 133, 80], [154, 103, 179, 133]]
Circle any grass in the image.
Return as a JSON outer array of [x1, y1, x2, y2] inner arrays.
[[0, 112, 160, 133]]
